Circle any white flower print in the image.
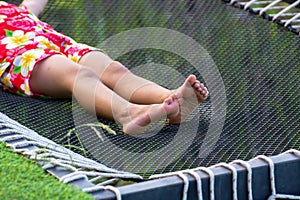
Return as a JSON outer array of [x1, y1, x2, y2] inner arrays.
[[13, 49, 45, 77], [1, 30, 35, 49]]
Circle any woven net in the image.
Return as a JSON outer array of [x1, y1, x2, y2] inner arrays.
[[2, 0, 299, 178]]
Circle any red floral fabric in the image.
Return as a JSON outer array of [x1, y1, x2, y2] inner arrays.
[[0, 1, 96, 97]]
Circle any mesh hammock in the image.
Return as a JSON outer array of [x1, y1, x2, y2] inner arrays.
[[2, 0, 299, 179]]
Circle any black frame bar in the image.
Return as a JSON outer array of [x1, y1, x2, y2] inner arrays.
[[91, 152, 300, 200]]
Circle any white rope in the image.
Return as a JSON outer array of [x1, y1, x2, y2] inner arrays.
[[0, 134, 28, 142], [269, 12, 298, 18], [23, 148, 95, 169], [268, 6, 290, 10], [60, 171, 128, 184], [268, 194, 300, 200], [82, 185, 122, 200], [230, 0, 237, 5], [95, 178, 120, 186], [29, 149, 107, 173], [252, 1, 274, 5], [150, 172, 189, 200], [42, 159, 78, 172], [272, 0, 300, 21], [284, 149, 300, 157], [28, 149, 129, 174], [211, 162, 238, 200], [82, 185, 106, 193], [251, 153, 300, 199], [1, 111, 299, 199], [28, 151, 91, 166], [0, 113, 142, 175], [238, 1, 274, 6], [0, 117, 105, 167], [189, 149, 299, 200], [0, 112, 143, 195], [259, 0, 282, 16], [105, 186, 122, 200], [253, 155, 276, 196], [42, 158, 142, 181], [266, 149, 300, 200], [244, 0, 258, 10], [284, 14, 300, 26], [89, 175, 105, 184], [60, 173, 88, 183], [63, 171, 143, 183], [6, 140, 39, 149], [182, 170, 203, 200], [193, 167, 215, 200], [21, 148, 47, 155], [0, 126, 84, 159], [230, 160, 253, 200]]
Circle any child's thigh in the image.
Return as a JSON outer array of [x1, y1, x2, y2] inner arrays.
[[30, 54, 82, 98]]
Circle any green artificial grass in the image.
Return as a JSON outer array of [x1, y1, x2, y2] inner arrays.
[[0, 142, 93, 200]]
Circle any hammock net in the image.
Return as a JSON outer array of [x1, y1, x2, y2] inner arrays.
[[2, 0, 299, 178]]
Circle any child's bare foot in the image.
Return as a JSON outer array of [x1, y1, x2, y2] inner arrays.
[[168, 74, 209, 124], [118, 94, 181, 135]]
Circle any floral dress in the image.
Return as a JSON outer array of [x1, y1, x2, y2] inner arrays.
[[0, 1, 97, 97]]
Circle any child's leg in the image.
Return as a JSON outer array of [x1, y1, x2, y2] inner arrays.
[[30, 55, 180, 134], [80, 51, 208, 103], [79, 51, 209, 122], [79, 51, 172, 104]]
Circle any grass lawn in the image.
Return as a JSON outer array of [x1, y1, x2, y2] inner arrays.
[[0, 142, 93, 200]]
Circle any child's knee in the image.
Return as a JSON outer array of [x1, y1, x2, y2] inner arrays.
[[79, 51, 113, 69], [105, 61, 130, 75], [74, 67, 99, 83]]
